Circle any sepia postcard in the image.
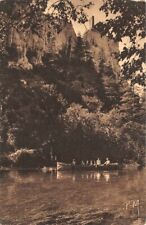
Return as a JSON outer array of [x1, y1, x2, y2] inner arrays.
[[0, 0, 145, 224]]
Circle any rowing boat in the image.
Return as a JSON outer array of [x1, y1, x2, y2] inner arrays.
[[57, 162, 122, 171]]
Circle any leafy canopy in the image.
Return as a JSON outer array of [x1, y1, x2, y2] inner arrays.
[[95, 0, 145, 85], [0, 0, 93, 31]]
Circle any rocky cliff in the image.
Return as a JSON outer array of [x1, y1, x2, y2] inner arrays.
[[7, 1, 49, 70], [7, 22, 77, 70], [8, 24, 49, 70], [53, 23, 77, 57], [84, 29, 120, 75], [6, 2, 119, 72]]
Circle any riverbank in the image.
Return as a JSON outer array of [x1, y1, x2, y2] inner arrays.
[[0, 161, 143, 173]]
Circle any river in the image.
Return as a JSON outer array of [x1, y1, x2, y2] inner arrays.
[[0, 168, 146, 225]]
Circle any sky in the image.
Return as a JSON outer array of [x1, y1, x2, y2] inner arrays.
[[72, 0, 145, 95], [72, 0, 105, 35], [47, 0, 106, 35], [72, 0, 145, 34], [47, 0, 145, 35]]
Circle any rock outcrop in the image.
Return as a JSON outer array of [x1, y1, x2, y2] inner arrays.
[[7, 2, 119, 72], [7, 1, 49, 70], [7, 21, 77, 70], [53, 23, 77, 57], [84, 29, 120, 75], [8, 24, 49, 70]]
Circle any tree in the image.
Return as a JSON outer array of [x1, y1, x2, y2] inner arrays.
[[96, 59, 121, 111], [119, 80, 143, 123], [61, 103, 109, 161], [72, 34, 92, 64], [101, 78, 145, 162], [102, 65, 121, 111], [0, 11, 9, 65], [95, 0, 145, 85], [0, 82, 13, 153]]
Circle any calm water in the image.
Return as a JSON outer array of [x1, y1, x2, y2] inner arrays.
[[0, 169, 146, 225]]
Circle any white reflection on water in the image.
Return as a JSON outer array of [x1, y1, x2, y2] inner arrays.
[[103, 172, 110, 182], [56, 171, 111, 182], [96, 172, 101, 181]]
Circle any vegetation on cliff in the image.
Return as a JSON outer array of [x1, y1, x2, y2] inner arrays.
[[0, 0, 145, 167], [0, 46, 145, 167]]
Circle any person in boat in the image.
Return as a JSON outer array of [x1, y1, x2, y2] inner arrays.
[[81, 160, 85, 166], [86, 160, 89, 165], [72, 159, 76, 166], [90, 160, 93, 166], [96, 158, 101, 166], [104, 157, 110, 166]]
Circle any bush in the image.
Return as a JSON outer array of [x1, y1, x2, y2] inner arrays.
[[0, 155, 13, 167], [9, 149, 44, 168]]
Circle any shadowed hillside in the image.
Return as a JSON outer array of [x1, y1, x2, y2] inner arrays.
[[0, 1, 145, 168]]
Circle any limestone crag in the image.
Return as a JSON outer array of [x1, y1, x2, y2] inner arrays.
[[7, 22, 76, 70], [7, 2, 119, 71], [7, 24, 49, 70], [53, 23, 77, 57], [84, 29, 120, 75]]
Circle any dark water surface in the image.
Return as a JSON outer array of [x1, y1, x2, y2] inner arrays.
[[0, 169, 146, 225]]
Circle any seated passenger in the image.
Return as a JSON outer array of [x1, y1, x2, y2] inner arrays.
[[96, 158, 101, 166], [81, 160, 85, 166], [72, 159, 76, 166], [90, 160, 93, 166], [104, 157, 110, 165]]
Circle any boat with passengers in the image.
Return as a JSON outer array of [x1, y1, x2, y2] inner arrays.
[[57, 159, 123, 171]]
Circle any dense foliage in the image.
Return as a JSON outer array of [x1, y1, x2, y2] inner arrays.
[[0, 0, 145, 167], [0, 41, 145, 166], [95, 0, 145, 85]]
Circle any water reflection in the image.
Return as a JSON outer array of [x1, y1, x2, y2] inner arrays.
[[103, 172, 110, 182], [0, 170, 134, 185], [0, 170, 118, 189], [80, 172, 102, 181], [56, 171, 119, 183], [96, 172, 101, 181], [0, 169, 146, 225], [1, 170, 121, 183]]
